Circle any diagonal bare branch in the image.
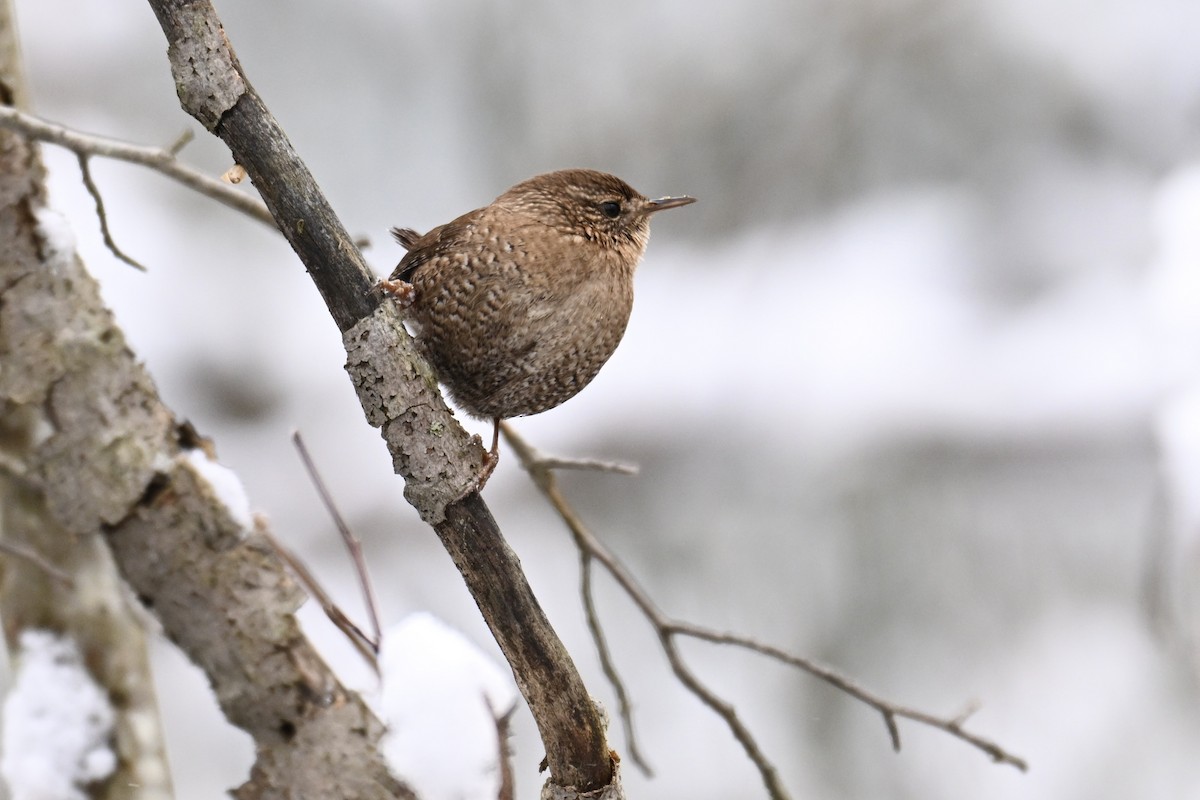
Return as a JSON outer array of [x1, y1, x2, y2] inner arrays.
[[143, 1, 616, 794]]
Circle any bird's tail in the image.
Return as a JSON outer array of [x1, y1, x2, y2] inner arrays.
[[389, 226, 422, 251]]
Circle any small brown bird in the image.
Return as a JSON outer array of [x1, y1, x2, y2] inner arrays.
[[383, 168, 694, 480]]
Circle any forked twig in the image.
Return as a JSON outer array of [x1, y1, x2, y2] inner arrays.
[[0, 108, 380, 255], [486, 695, 517, 800], [501, 422, 1027, 800], [0, 105, 276, 228], [672, 622, 1024, 769]]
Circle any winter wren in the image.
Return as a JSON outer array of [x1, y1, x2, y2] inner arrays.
[[383, 169, 694, 477]]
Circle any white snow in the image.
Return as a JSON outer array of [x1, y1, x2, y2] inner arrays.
[[183, 448, 254, 531], [377, 613, 518, 800], [32, 205, 77, 272], [0, 630, 117, 800]]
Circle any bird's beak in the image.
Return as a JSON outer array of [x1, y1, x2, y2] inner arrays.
[[645, 195, 697, 213]]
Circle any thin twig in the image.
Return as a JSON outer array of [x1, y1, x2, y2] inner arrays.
[[672, 622, 1026, 770], [76, 153, 146, 271], [486, 695, 517, 800], [579, 548, 655, 776], [0, 540, 75, 586], [0, 106, 276, 229], [258, 527, 379, 673], [659, 632, 789, 798], [502, 423, 1028, 799], [292, 431, 383, 649], [534, 456, 638, 475], [496, 425, 638, 475], [951, 699, 981, 728], [549, 470, 790, 797]]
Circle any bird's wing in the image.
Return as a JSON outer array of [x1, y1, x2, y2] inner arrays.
[[389, 210, 481, 283]]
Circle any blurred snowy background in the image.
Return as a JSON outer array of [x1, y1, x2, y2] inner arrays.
[[10, 0, 1200, 797]]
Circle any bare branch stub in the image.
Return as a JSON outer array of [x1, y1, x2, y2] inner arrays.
[[165, 127, 193, 156]]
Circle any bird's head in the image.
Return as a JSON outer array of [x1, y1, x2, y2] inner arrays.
[[498, 168, 695, 259]]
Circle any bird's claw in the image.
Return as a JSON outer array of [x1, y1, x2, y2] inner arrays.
[[378, 277, 415, 307]]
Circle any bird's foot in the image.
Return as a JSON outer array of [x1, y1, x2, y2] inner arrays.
[[473, 447, 499, 492], [378, 277, 415, 307], [452, 441, 499, 503]]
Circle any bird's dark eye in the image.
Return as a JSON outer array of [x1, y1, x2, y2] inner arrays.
[[599, 201, 621, 219]]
